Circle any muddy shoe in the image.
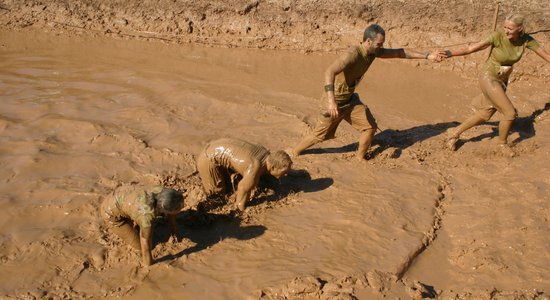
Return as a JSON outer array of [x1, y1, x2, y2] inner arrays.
[[445, 130, 459, 151]]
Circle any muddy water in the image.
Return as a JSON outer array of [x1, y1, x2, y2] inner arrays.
[[1, 30, 550, 298]]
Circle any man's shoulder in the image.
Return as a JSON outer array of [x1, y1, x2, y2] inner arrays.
[[338, 45, 362, 65], [345, 45, 362, 55]]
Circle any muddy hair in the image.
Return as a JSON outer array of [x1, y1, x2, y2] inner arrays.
[[155, 188, 184, 213], [268, 150, 292, 169], [363, 24, 385, 42], [506, 13, 525, 28]]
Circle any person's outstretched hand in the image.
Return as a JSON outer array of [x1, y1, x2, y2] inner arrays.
[[428, 50, 447, 62]]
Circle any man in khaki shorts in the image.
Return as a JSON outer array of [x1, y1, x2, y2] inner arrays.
[[288, 24, 445, 160], [196, 138, 292, 211]]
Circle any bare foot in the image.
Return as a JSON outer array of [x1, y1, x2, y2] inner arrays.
[[285, 148, 299, 157], [445, 129, 459, 151], [497, 143, 516, 158], [355, 150, 371, 161]]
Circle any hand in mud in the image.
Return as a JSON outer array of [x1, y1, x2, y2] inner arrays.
[[168, 234, 179, 244]]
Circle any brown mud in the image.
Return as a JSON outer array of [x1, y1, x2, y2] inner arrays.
[[1, 1, 550, 299]]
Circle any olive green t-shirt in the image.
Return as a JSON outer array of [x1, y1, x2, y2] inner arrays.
[[483, 29, 540, 76], [333, 45, 377, 102], [102, 185, 162, 228]]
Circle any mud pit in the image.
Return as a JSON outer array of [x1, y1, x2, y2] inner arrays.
[[1, 1, 550, 299]]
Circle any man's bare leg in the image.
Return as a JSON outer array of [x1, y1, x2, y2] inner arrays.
[[357, 129, 375, 160], [288, 136, 320, 157]]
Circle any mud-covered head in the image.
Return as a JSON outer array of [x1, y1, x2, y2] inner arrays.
[[266, 150, 292, 179], [362, 24, 386, 54], [504, 13, 525, 41], [363, 24, 385, 42], [154, 187, 184, 215]]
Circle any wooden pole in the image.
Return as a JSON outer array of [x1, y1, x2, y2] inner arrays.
[[487, 3, 500, 58]]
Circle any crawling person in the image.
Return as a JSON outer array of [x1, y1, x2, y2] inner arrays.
[[196, 138, 292, 211], [100, 185, 184, 266]]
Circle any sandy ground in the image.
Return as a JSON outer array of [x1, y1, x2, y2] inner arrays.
[[1, 1, 550, 299]]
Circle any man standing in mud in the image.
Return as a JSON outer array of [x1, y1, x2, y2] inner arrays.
[[288, 24, 446, 160], [197, 138, 292, 211], [100, 185, 185, 266]]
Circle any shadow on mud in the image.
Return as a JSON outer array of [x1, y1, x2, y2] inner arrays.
[[154, 212, 266, 262], [457, 102, 550, 149], [250, 168, 333, 207], [301, 102, 550, 154], [302, 121, 458, 157]]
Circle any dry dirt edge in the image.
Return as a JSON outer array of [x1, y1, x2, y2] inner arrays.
[[1, 0, 549, 84]]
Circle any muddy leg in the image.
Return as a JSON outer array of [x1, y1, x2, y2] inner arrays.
[[289, 136, 320, 157], [111, 223, 141, 251], [447, 114, 488, 150], [357, 128, 375, 160], [498, 119, 513, 145]]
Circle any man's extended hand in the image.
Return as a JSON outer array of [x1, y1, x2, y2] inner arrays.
[[428, 50, 447, 62], [327, 99, 339, 118]]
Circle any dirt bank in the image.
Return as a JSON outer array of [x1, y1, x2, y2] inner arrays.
[[1, 0, 549, 82]]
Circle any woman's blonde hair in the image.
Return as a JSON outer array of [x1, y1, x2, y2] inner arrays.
[[506, 13, 525, 29]]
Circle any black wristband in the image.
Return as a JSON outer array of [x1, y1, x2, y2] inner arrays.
[[324, 84, 334, 92], [445, 50, 452, 58]]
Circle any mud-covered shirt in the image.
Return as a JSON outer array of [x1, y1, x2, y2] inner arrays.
[[483, 29, 540, 76], [334, 44, 377, 102], [205, 138, 269, 171], [101, 185, 162, 228]]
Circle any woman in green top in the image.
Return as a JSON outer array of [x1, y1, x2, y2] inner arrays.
[[101, 185, 184, 266], [444, 14, 550, 153]]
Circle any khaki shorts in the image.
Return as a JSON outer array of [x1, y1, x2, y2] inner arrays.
[[100, 197, 126, 227], [312, 93, 377, 141], [196, 149, 229, 196]]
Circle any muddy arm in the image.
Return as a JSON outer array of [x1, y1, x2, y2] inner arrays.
[[168, 214, 179, 240], [235, 164, 261, 211], [444, 40, 491, 57], [532, 46, 550, 63], [140, 226, 154, 266], [324, 54, 349, 118]]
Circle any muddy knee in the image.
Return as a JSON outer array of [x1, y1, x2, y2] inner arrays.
[[476, 107, 496, 122], [502, 108, 517, 121]]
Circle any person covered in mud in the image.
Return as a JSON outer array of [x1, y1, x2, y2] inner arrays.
[[100, 185, 184, 266], [196, 138, 292, 211], [287, 24, 446, 160], [443, 13, 550, 154]]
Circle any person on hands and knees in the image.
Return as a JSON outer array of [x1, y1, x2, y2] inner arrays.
[[100, 185, 184, 266], [197, 138, 292, 211]]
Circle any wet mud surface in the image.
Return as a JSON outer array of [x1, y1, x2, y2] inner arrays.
[[1, 1, 550, 299]]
